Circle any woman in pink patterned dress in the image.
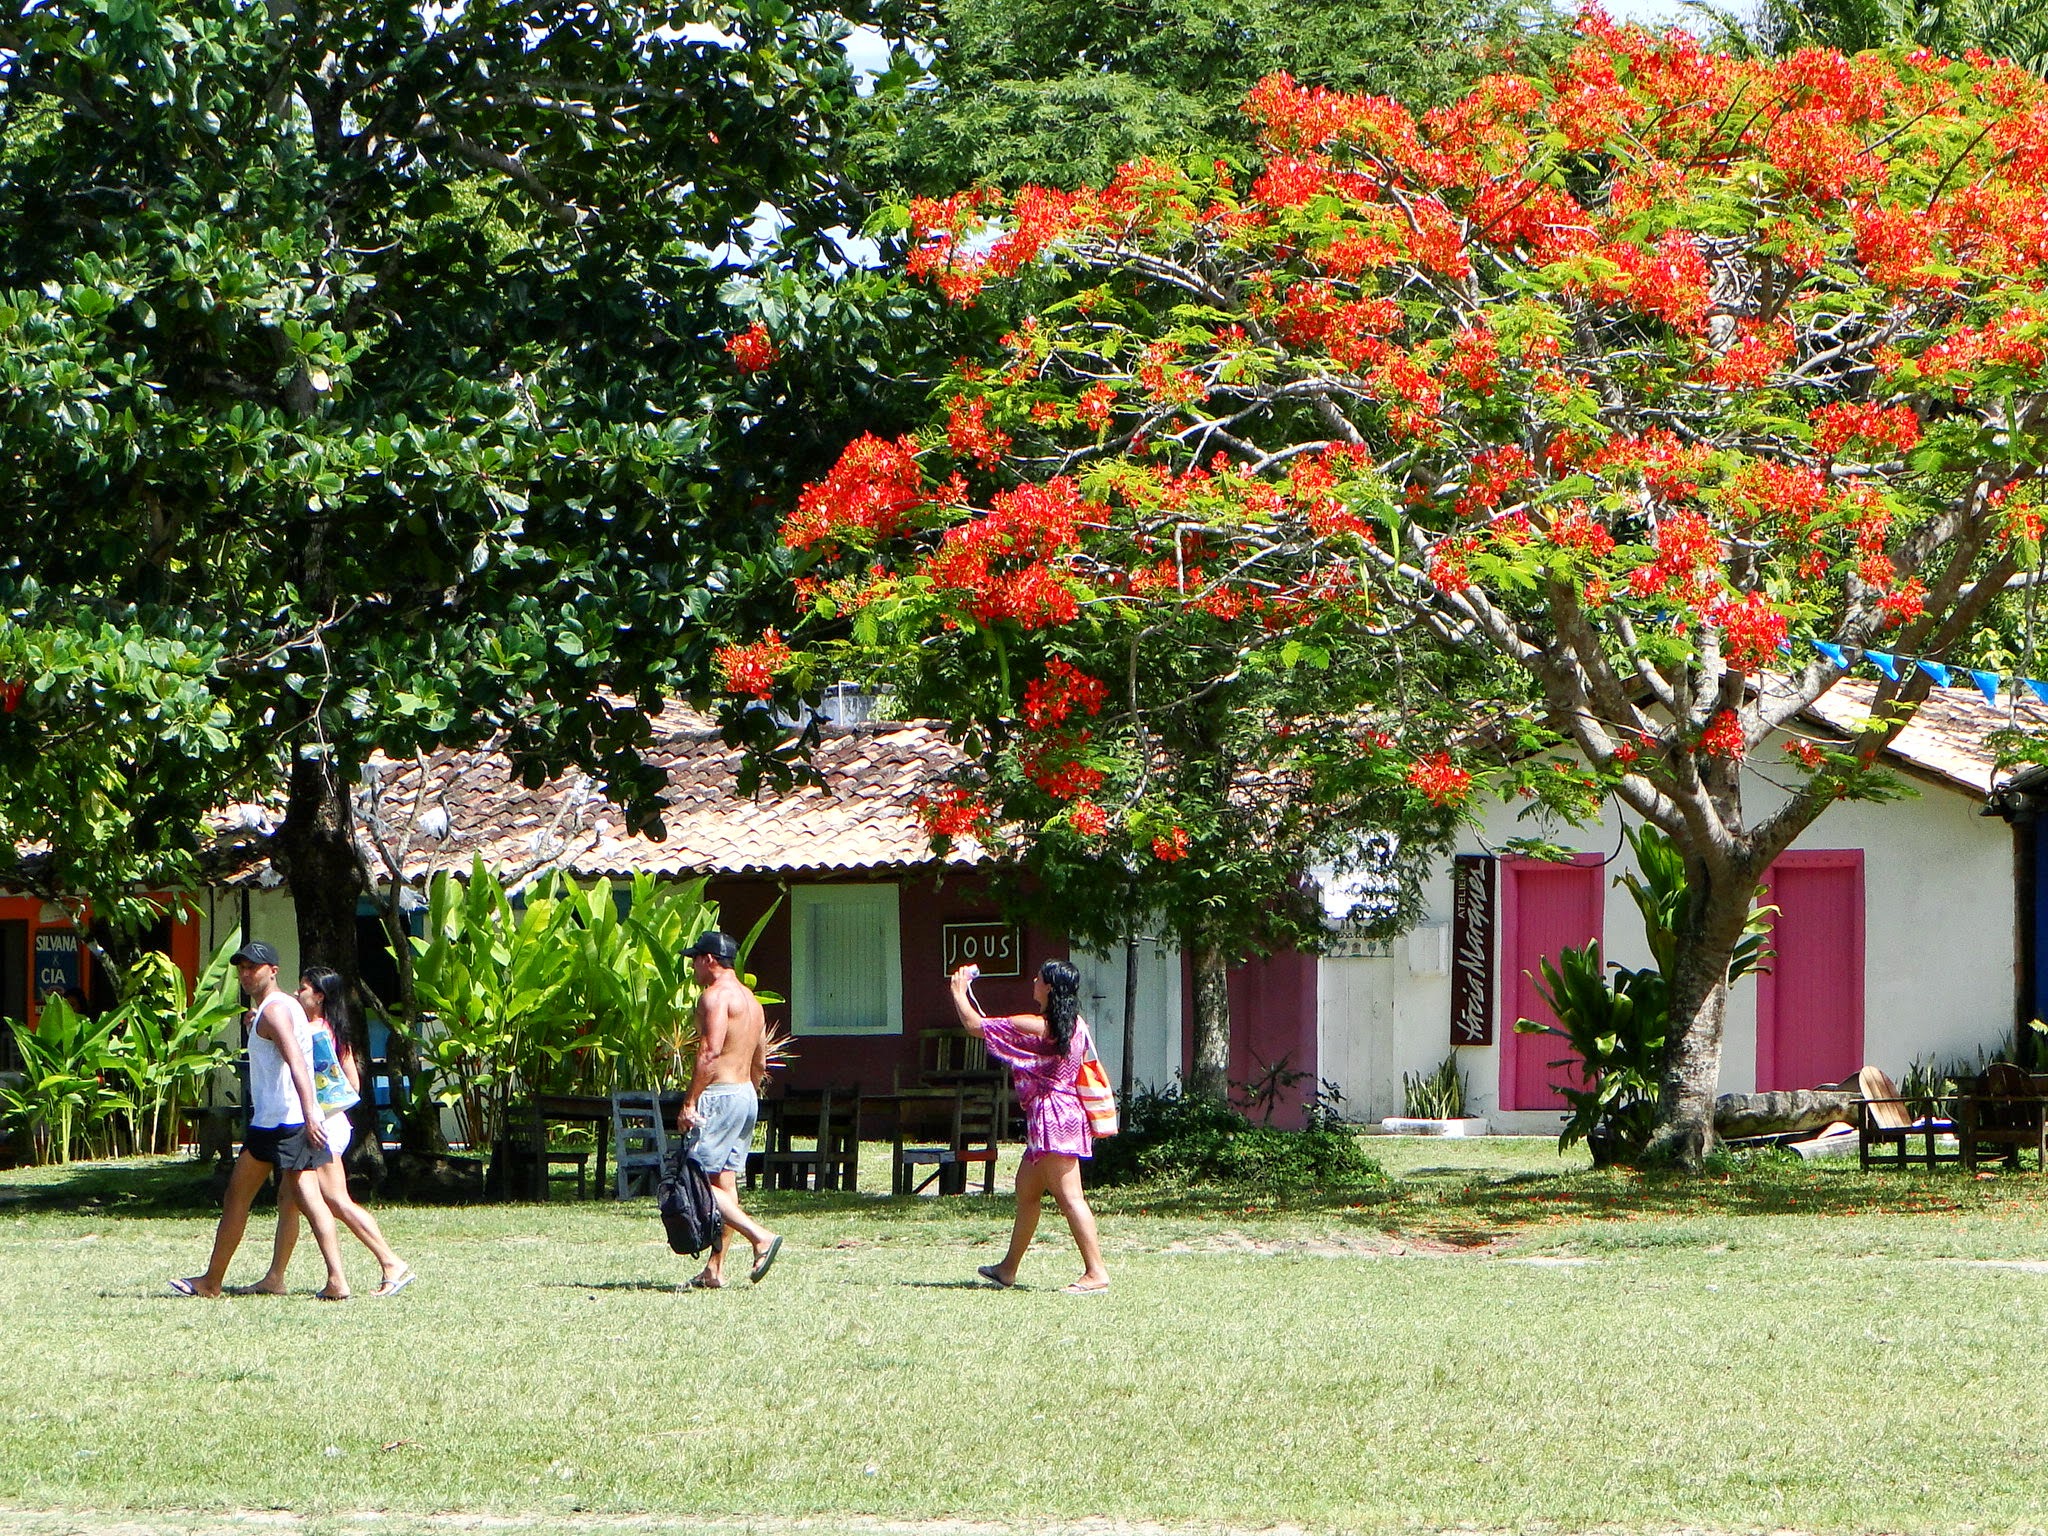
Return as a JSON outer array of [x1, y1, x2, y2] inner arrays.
[[949, 959, 1110, 1294]]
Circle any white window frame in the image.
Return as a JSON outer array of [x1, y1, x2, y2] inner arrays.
[[789, 884, 904, 1036]]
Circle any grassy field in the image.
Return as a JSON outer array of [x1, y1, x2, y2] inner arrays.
[[4, 1138, 2048, 1535]]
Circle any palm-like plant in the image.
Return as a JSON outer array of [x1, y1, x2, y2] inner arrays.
[[1689, 0, 2048, 72]]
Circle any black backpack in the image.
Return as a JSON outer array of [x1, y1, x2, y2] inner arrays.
[[656, 1143, 722, 1256]]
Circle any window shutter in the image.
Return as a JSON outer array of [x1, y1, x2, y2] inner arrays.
[[791, 886, 903, 1035]]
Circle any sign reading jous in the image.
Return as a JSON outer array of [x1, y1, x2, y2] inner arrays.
[[942, 922, 1021, 977], [1449, 855, 1495, 1046]]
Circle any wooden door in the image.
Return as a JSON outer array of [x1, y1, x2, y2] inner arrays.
[[1499, 856, 1605, 1110], [1756, 851, 1865, 1092]]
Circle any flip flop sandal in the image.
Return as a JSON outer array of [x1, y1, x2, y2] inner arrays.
[[1060, 1282, 1110, 1295], [749, 1235, 783, 1285], [226, 1283, 283, 1297], [315, 1289, 350, 1302], [168, 1278, 203, 1297], [976, 1264, 1014, 1289], [687, 1273, 724, 1290], [372, 1268, 416, 1298]]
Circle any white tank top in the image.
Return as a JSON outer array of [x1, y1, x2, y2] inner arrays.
[[247, 993, 312, 1128]]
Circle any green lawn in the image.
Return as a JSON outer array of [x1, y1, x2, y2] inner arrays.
[[4, 1139, 2048, 1535]]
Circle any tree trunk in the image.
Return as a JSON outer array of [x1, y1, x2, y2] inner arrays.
[[1648, 870, 1760, 1167], [272, 749, 386, 1185], [1186, 941, 1231, 1102]]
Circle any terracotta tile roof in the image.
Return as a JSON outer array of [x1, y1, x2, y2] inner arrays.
[[350, 707, 985, 883], [1791, 676, 2048, 796]]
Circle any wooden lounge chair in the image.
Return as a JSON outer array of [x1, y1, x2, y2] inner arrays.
[[1854, 1065, 1955, 1170]]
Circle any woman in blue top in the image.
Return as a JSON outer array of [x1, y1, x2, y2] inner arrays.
[[236, 967, 415, 1298]]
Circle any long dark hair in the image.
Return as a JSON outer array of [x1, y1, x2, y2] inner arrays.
[[1039, 959, 1081, 1053], [300, 965, 351, 1058]]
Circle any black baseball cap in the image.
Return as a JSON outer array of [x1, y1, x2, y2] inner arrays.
[[231, 940, 281, 967], [682, 930, 739, 966]]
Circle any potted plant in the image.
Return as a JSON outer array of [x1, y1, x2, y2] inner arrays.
[[1382, 1052, 1487, 1136]]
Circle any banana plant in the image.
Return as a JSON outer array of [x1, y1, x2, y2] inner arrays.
[[3, 995, 125, 1164], [103, 939, 241, 1155]]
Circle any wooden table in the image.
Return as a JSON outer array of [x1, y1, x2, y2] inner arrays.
[[523, 1091, 684, 1200]]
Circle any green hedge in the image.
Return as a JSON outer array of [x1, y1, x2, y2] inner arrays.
[[1089, 1086, 1386, 1191]]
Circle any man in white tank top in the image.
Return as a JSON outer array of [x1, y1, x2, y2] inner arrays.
[[171, 942, 352, 1299]]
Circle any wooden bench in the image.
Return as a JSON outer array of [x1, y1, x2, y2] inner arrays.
[[1953, 1064, 2048, 1173]]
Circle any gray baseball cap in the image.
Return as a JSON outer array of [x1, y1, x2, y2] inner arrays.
[[682, 930, 739, 966]]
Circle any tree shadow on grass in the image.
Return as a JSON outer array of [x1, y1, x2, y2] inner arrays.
[[0, 1157, 219, 1217]]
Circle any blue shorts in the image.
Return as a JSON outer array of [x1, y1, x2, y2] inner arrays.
[[686, 1083, 758, 1176]]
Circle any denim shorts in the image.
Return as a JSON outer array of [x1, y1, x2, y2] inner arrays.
[[685, 1083, 758, 1176]]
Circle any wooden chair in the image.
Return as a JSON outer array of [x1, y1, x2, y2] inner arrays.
[[610, 1091, 668, 1200], [1854, 1065, 1956, 1171], [909, 1028, 1013, 1138], [1954, 1062, 2048, 1173], [893, 1085, 1000, 1197], [518, 1103, 591, 1201], [757, 1087, 861, 1191]]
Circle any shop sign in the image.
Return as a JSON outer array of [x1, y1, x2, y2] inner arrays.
[[1449, 854, 1495, 1046], [34, 928, 81, 1000], [942, 921, 1021, 977]]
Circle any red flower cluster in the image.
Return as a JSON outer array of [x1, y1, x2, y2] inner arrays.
[[1020, 741, 1105, 801], [1809, 402, 1920, 458], [1021, 657, 1108, 730], [1067, 799, 1110, 838], [923, 478, 1097, 630], [1711, 591, 1788, 673], [1076, 383, 1116, 433], [726, 322, 779, 374], [945, 396, 1012, 468], [1547, 504, 1615, 557], [1697, 711, 1746, 760], [1704, 321, 1794, 389], [713, 630, 793, 699], [1151, 825, 1191, 862], [1427, 534, 1475, 593], [1455, 444, 1534, 517], [918, 787, 996, 841], [784, 434, 926, 550], [1782, 739, 1827, 770], [1406, 751, 1473, 807]]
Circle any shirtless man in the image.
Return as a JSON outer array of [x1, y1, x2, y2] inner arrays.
[[676, 931, 781, 1288]]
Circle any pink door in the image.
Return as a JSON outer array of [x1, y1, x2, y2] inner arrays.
[[1500, 855, 1605, 1110], [1756, 851, 1864, 1091]]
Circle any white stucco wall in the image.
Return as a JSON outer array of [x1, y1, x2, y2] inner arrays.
[[1319, 750, 2018, 1130]]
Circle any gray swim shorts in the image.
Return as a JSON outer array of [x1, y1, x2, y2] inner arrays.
[[686, 1083, 759, 1176]]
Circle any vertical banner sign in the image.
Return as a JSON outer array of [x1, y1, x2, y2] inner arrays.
[[33, 929, 81, 1001], [1449, 855, 1495, 1046]]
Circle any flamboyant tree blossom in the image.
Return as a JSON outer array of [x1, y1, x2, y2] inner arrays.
[[757, 16, 2048, 1148]]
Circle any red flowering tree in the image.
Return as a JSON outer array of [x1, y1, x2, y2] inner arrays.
[[761, 20, 2048, 1150]]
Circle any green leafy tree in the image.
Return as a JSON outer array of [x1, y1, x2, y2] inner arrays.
[[1739, 0, 2048, 72], [858, 0, 1570, 195], [750, 24, 2048, 1158], [0, 0, 954, 1156]]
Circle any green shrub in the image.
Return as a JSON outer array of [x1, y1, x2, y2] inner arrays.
[[1090, 1084, 1386, 1191], [1402, 1052, 1468, 1119]]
